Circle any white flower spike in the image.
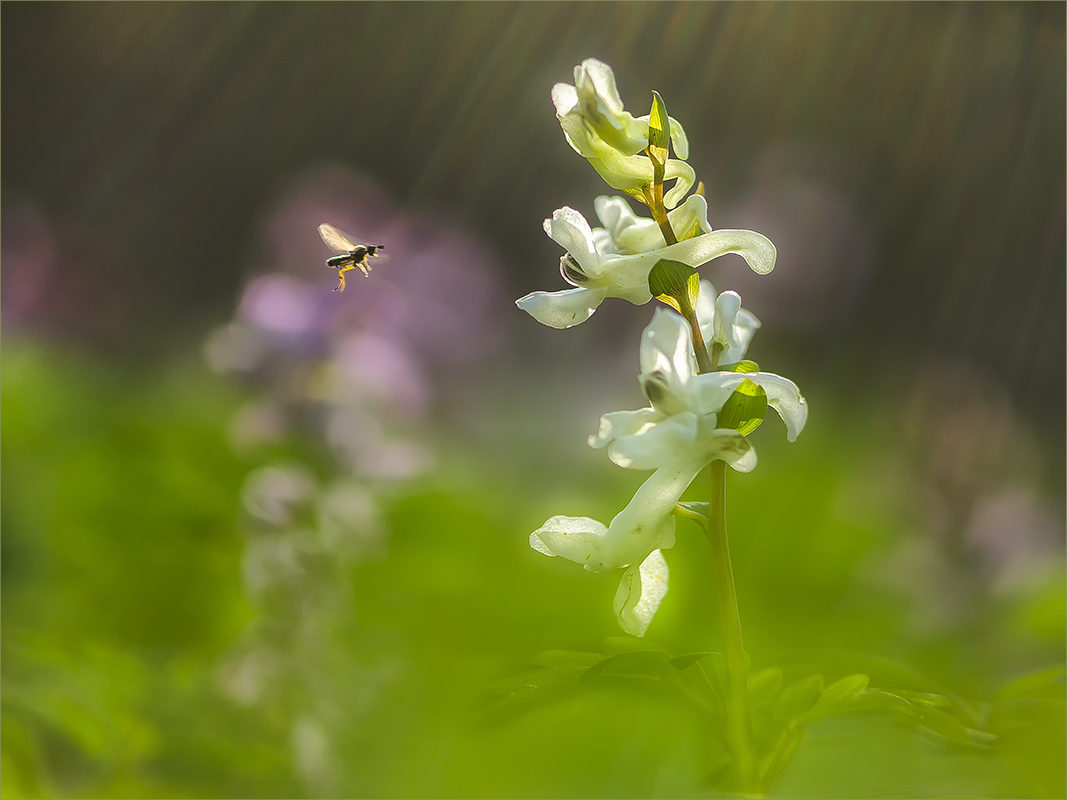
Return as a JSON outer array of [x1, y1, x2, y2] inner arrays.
[[516, 200, 776, 329]]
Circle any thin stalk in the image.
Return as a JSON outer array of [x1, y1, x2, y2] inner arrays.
[[643, 161, 678, 246], [678, 296, 756, 793], [706, 459, 757, 793]]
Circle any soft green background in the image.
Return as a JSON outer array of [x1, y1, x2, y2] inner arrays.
[[3, 3, 1064, 797]]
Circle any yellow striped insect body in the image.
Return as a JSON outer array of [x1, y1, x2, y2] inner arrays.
[[318, 223, 385, 294]]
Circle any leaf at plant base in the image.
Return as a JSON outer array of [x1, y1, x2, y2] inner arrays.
[[717, 379, 768, 436], [895, 689, 952, 709], [848, 689, 919, 717], [603, 636, 671, 655], [917, 706, 979, 748], [670, 651, 720, 671], [774, 674, 824, 725], [805, 673, 870, 721], [488, 667, 586, 693], [722, 360, 759, 374], [758, 726, 806, 794], [479, 681, 585, 724], [530, 650, 606, 670], [747, 667, 784, 709], [994, 665, 1066, 703], [581, 650, 674, 683]]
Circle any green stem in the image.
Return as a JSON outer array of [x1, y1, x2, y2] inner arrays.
[[643, 158, 678, 246], [646, 144, 754, 788], [707, 460, 757, 793], [683, 303, 714, 375]]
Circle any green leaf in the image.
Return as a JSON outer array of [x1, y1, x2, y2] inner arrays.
[[917, 706, 977, 748], [716, 379, 768, 436], [647, 91, 670, 166], [670, 652, 720, 671], [488, 667, 586, 693], [848, 689, 919, 718], [895, 689, 952, 709], [775, 674, 824, 725], [747, 667, 784, 709], [648, 259, 699, 315], [722, 360, 759, 374], [530, 650, 606, 670], [581, 650, 673, 683], [805, 673, 870, 721], [994, 665, 1066, 702]]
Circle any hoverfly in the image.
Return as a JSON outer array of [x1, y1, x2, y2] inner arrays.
[[318, 223, 385, 294]]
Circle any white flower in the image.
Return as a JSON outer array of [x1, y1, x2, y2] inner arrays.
[[529, 464, 686, 637], [694, 280, 761, 367], [529, 304, 806, 635], [552, 59, 693, 207], [516, 199, 776, 329], [593, 307, 807, 466]]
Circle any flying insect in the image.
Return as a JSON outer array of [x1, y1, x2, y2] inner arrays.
[[318, 223, 385, 294]]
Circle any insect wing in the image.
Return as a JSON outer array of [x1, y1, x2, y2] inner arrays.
[[319, 223, 359, 253]]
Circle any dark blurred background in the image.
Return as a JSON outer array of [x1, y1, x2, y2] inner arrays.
[[3, 3, 1064, 798], [4, 3, 1064, 411]]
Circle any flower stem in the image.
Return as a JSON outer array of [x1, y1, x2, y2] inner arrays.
[[683, 294, 755, 792], [684, 309, 714, 375], [707, 459, 757, 793], [642, 161, 678, 246]]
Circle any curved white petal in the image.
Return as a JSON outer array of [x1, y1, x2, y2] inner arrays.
[[663, 159, 697, 209], [727, 308, 761, 365], [606, 411, 699, 470], [530, 515, 608, 565], [747, 372, 808, 442], [639, 309, 695, 398], [702, 427, 759, 473], [598, 464, 695, 569], [551, 82, 579, 117], [657, 228, 777, 275], [614, 550, 669, 637], [594, 196, 656, 254], [690, 371, 807, 442], [530, 463, 693, 574], [543, 207, 600, 275], [588, 408, 662, 451], [668, 117, 689, 160], [515, 286, 609, 329], [574, 59, 647, 156]]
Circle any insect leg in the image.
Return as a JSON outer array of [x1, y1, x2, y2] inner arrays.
[[333, 264, 359, 294]]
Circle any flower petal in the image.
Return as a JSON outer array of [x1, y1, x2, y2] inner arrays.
[[657, 228, 777, 276], [606, 411, 700, 470], [639, 308, 695, 397], [748, 372, 808, 442], [515, 287, 609, 329], [598, 464, 695, 569], [588, 408, 662, 451], [703, 427, 759, 473], [529, 515, 608, 565], [614, 550, 669, 637], [543, 207, 600, 276], [662, 159, 697, 209], [668, 117, 689, 160], [691, 371, 807, 442]]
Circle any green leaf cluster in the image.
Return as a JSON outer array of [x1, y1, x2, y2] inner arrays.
[[486, 645, 1004, 795]]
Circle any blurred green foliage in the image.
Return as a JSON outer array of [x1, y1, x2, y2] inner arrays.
[[2, 339, 1063, 797]]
